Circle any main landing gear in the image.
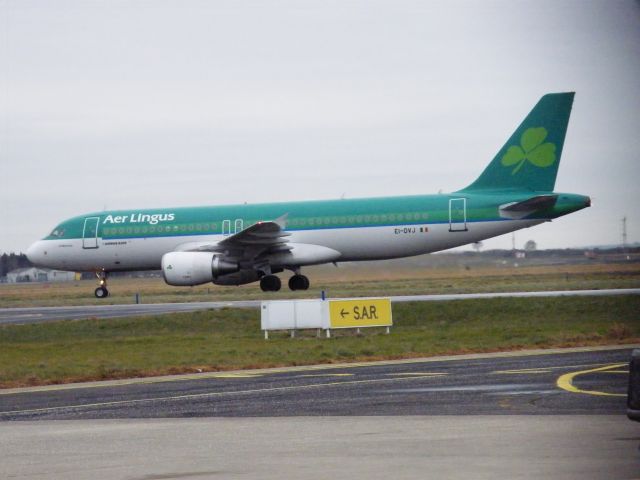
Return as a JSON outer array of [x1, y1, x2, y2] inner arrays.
[[260, 275, 281, 292], [259, 273, 310, 292], [94, 271, 109, 298], [288, 274, 310, 291]]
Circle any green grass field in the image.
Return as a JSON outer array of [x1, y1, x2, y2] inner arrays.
[[1, 262, 639, 307], [1, 295, 638, 388]]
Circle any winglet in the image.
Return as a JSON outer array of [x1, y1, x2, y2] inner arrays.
[[273, 214, 288, 229]]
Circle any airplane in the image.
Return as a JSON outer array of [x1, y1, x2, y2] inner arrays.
[[26, 92, 590, 298]]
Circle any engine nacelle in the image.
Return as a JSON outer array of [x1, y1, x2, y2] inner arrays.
[[161, 251, 239, 286]]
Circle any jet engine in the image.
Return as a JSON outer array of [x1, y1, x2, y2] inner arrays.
[[161, 251, 238, 286]]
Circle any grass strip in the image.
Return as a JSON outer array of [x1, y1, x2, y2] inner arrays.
[[1, 263, 638, 308], [1, 295, 638, 388]]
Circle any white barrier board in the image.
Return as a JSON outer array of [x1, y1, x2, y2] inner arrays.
[[261, 298, 392, 337], [260, 299, 326, 331]]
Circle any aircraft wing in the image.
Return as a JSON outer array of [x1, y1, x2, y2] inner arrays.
[[177, 215, 291, 261], [499, 194, 558, 219]]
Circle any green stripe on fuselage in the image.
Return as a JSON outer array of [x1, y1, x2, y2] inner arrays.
[[43, 191, 589, 241]]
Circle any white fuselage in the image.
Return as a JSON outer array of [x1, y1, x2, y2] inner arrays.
[[27, 219, 542, 273]]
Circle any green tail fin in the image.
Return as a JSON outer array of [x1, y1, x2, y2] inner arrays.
[[460, 92, 574, 193]]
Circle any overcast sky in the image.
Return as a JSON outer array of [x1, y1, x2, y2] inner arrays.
[[1, 0, 639, 253]]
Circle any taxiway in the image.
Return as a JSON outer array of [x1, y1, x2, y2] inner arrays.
[[1, 346, 638, 480], [1, 346, 633, 419]]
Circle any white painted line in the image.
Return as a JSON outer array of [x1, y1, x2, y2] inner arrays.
[[1, 344, 637, 396], [389, 288, 640, 303], [0, 375, 448, 417]]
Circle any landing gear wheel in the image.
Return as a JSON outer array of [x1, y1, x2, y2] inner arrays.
[[288, 274, 310, 291], [260, 275, 281, 292], [94, 271, 109, 298], [94, 286, 109, 298]]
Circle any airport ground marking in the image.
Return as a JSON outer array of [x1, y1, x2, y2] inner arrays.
[[494, 369, 553, 374], [0, 374, 447, 417], [556, 363, 627, 397], [493, 362, 618, 375], [2, 345, 635, 396], [2, 355, 631, 417]]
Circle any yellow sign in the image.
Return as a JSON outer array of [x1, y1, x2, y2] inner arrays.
[[328, 298, 392, 328]]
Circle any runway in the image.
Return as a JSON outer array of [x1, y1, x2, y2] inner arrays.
[[1, 287, 639, 325], [1, 346, 638, 480], [1, 346, 633, 419], [0, 299, 262, 324]]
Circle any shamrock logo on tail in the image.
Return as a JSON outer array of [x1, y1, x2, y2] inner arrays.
[[501, 127, 556, 175]]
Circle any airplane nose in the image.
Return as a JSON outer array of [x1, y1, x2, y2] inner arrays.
[[26, 241, 43, 265]]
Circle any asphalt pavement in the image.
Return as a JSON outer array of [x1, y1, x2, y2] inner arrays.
[[1, 346, 639, 480], [1, 346, 634, 419]]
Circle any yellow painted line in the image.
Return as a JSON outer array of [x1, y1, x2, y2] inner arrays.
[[2, 344, 636, 396], [492, 362, 619, 375], [386, 373, 448, 377], [556, 363, 626, 397], [209, 373, 263, 378], [298, 374, 354, 378], [0, 374, 443, 417]]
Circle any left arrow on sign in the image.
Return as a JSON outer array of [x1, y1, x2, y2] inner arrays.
[[340, 308, 349, 318]]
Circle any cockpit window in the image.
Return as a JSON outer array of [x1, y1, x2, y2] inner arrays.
[[50, 228, 65, 238]]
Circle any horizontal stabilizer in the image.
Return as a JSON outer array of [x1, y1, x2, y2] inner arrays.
[[499, 194, 558, 219]]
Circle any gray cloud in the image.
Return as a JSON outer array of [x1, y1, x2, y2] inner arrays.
[[1, 0, 639, 252]]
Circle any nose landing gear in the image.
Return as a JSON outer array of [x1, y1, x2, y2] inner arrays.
[[94, 271, 109, 298]]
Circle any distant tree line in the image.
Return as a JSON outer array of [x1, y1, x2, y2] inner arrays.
[[459, 246, 640, 258], [1, 253, 32, 277]]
